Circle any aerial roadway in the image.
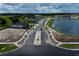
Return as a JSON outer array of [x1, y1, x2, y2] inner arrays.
[[0, 18, 78, 56]]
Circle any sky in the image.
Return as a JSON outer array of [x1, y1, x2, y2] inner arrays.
[[0, 3, 79, 13]]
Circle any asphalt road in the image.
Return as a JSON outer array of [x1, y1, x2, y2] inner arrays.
[[1, 19, 79, 56]]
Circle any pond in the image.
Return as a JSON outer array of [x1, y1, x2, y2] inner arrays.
[[53, 19, 79, 35]]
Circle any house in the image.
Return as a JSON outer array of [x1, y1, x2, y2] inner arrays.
[[10, 22, 29, 29]]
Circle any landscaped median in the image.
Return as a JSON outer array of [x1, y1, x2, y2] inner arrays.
[[0, 44, 17, 53], [34, 30, 41, 46]]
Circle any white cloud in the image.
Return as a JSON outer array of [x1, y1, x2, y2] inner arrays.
[[0, 3, 78, 13]]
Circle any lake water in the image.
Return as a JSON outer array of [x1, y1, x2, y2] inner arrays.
[[53, 19, 79, 34]]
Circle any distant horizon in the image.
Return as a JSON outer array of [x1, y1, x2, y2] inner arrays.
[[0, 13, 79, 15]]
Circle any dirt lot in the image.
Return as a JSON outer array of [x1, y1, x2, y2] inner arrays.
[[52, 31, 79, 42], [0, 28, 26, 42]]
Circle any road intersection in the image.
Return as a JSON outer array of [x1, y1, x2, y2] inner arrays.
[[0, 18, 78, 56]]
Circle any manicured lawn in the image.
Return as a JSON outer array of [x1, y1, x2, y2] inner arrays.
[[27, 21, 36, 24], [60, 44, 79, 49], [0, 44, 17, 53], [0, 26, 7, 30], [0, 25, 7, 30], [47, 19, 54, 28]]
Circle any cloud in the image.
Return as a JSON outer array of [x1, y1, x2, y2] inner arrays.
[[0, 3, 78, 13]]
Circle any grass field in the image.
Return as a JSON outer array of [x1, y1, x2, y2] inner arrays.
[[0, 44, 17, 53], [60, 44, 79, 49], [0, 16, 36, 30], [0, 25, 7, 30], [47, 19, 54, 28]]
